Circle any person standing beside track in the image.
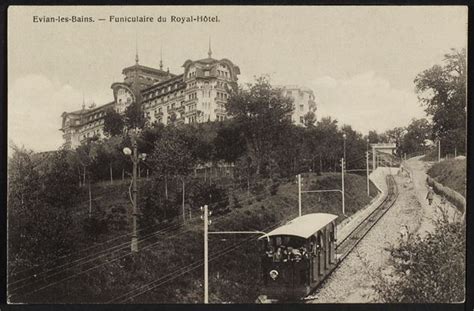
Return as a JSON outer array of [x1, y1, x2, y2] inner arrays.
[[426, 186, 434, 205]]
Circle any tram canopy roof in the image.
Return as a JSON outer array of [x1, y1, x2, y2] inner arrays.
[[259, 213, 338, 240]]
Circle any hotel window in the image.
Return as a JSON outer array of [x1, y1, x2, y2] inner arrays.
[[300, 105, 304, 112]]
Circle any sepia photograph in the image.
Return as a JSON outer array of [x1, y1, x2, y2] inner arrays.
[[6, 5, 467, 304]]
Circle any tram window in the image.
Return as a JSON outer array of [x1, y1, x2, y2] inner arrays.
[[275, 236, 282, 246], [319, 232, 325, 248]]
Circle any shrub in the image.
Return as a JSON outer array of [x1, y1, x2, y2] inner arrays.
[[251, 182, 265, 196], [189, 183, 229, 216], [269, 180, 280, 196], [83, 216, 109, 241], [372, 208, 465, 303], [232, 195, 242, 209]]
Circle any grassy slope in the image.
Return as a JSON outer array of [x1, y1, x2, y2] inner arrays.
[[25, 173, 379, 303], [427, 158, 466, 197]]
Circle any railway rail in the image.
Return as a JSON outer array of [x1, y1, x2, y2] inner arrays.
[[304, 173, 399, 300], [336, 174, 399, 260]]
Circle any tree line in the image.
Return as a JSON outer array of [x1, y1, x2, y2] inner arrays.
[[7, 48, 465, 275]]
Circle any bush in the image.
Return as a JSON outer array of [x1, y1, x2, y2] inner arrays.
[[372, 208, 465, 302], [269, 180, 280, 196], [189, 183, 229, 215], [106, 205, 128, 231], [232, 195, 242, 209], [83, 216, 109, 241], [251, 182, 265, 196]]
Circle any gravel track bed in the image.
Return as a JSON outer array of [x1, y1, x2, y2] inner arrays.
[[309, 173, 422, 303]]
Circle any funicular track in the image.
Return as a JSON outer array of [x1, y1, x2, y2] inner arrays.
[[305, 173, 399, 299], [336, 174, 399, 261]]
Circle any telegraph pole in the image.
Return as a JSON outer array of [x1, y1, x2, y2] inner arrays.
[[366, 151, 370, 196], [131, 133, 139, 253], [182, 178, 186, 223], [438, 139, 441, 162], [297, 174, 302, 217], [202, 205, 209, 304], [341, 158, 345, 215], [88, 174, 92, 218]]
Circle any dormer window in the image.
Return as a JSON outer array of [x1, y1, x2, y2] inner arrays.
[[204, 71, 210, 77]]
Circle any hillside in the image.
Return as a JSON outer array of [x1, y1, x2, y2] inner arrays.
[[427, 158, 466, 197], [18, 172, 379, 303]]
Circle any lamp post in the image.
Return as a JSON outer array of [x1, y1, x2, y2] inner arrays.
[[298, 174, 302, 217], [342, 133, 347, 164], [123, 131, 146, 253], [341, 157, 345, 215], [342, 133, 346, 215], [366, 138, 370, 196]]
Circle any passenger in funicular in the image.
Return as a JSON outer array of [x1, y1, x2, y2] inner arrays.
[[264, 236, 311, 263]]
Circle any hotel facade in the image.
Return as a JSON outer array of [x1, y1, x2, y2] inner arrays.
[[60, 48, 317, 149]]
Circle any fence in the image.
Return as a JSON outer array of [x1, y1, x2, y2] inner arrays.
[[426, 176, 466, 218]]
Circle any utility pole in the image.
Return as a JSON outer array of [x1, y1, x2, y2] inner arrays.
[[455, 147, 457, 158], [131, 133, 139, 253], [341, 158, 345, 215], [343, 133, 347, 162], [366, 151, 370, 196], [202, 205, 209, 304], [438, 139, 441, 162], [88, 174, 92, 218], [372, 146, 376, 171], [298, 174, 302, 217], [182, 178, 186, 223]]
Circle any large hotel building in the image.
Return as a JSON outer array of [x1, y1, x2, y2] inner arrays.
[[61, 47, 317, 149]]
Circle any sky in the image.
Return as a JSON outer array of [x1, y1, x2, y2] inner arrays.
[[8, 6, 467, 152]]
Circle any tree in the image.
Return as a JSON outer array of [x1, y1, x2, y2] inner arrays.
[[312, 117, 342, 172], [384, 127, 406, 156], [341, 124, 366, 170], [124, 101, 148, 130], [302, 111, 317, 127], [100, 136, 123, 183], [400, 118, 432, 155], [367, 130, 381, 144], [103, 108, 125, 137], [414, 48, 466, 154], [8, 147, 80, 271], [213, 120, 247, 164], [225, 76, 294, 175], [148, 125, 194, 198]]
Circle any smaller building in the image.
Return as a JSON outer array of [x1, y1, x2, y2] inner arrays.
[[279, 85, 317, 126]]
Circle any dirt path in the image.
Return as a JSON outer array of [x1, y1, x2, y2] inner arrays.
[[309, 156, 456, 303], [403, 156, 460, 235]]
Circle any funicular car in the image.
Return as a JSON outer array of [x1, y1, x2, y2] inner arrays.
[[257, 213, 338, 302]]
